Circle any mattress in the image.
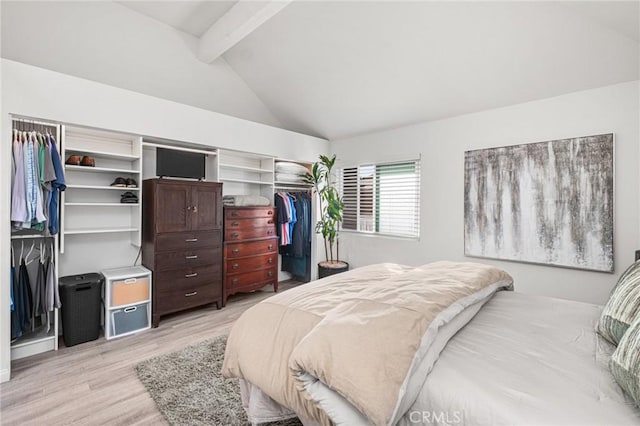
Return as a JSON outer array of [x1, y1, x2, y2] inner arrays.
[[400, 291, 640, 425]]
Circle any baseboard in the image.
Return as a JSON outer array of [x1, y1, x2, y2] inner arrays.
[[0, 368, 10, 383]]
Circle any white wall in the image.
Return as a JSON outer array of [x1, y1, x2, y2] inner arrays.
[[332, 81, 639, 306], [0, 1, 281, 129], [0, 59, 328, 382]]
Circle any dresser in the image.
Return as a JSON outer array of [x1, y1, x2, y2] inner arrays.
[[223, 206, 278, 306], [142, 179, 223, 327]]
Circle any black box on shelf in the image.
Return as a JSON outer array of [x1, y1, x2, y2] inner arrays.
[[59, 273, 104, 347]]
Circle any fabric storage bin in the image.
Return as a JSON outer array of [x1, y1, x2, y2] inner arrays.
[[109, 302, 150, 338], [110, 275, 150, 307]]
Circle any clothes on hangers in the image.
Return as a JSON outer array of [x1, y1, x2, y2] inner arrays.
[[10, 126, 65, 233], [275, 192, 313, 282], [10, 240, 58, 339]]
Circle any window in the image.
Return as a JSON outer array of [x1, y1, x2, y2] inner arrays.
[[340, 159, 420, 238]]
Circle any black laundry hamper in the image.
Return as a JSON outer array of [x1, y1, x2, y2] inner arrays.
[[59, 273, 104, 347]]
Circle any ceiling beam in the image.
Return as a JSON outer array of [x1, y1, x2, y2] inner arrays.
[[197, 0, 293, 63]]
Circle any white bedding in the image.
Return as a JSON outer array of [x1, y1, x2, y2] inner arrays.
[[399, 292, 640, 426]]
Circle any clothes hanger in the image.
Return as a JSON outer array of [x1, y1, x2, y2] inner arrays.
[[25, 241, 35, 265]]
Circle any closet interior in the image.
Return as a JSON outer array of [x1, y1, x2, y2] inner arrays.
[[6, 115, 317, 366], [10, 118, 63, 360]]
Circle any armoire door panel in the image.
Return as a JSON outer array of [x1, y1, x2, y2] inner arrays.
[[155, 184, 190, 233], [192, 184, 222, 230]]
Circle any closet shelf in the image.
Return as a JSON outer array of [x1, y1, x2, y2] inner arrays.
[[11, 329, 56, 349], [64, 147, 138, 161], [66, 184, 140, 191], [65, 165, 140, 174], [64, 203, 139, 207], [274, 181, 312, 187], [219, 163, 273, 173], [220, 177, 273, 185], [64, 227, 139, 235]]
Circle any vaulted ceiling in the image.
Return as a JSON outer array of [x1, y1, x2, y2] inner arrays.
[[10, 1, 640, 141], [117, 1, 639, 140]]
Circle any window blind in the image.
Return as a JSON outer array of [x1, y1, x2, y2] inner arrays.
[[340, 159, 420, 238]]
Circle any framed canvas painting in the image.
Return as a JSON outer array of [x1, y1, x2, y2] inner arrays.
[[464, 133, 614, 272]]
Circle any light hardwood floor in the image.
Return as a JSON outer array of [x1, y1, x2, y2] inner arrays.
[[0, 282, 299, 425]]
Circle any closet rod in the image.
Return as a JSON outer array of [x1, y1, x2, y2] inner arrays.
[[11, 116, 60, 128], [275, 187, 312, 191]]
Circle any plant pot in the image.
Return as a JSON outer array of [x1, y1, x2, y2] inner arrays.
[[318, 261, 349, 279]]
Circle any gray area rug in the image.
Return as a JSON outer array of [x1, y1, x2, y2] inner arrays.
[[135, 335, 302, 426]]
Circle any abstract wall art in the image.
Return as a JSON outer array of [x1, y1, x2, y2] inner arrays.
[[464, 134, 614, 272]]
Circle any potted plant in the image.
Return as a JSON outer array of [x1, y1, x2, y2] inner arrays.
[[306, 154, 349, 278]]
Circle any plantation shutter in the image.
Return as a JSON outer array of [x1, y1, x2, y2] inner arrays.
[[340, 160, 420, 238]]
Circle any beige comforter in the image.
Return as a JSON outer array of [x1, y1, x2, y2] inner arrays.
[[222, 261, 513, 425]]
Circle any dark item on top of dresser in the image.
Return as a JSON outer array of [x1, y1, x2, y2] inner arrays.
[[142, 179, 223, 327], [223, 206, 278, 306]]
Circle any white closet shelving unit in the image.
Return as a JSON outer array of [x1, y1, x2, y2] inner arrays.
[[273, 158, 313, 192], [60, 126, 143, 253], [9, 117, 62, 360], [218, 149, 275, 197]]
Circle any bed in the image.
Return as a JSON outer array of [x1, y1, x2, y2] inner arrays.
[[222, 261, 640, 425]]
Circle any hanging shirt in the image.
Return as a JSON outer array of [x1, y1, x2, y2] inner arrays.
[[287, 194, 297, 244], [32, 134, 47, 228], [48, 136, 66, 235], [45, 256, 61, 311], [11, 132, 28, 224], [22, 133, 36, 228]]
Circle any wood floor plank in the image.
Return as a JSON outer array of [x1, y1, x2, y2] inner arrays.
[[0, 282, 299, 425]]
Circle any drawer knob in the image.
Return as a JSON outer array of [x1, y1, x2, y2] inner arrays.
[[185, 238, 198, 242], [267, 219, 274, 224], [231, 221, 239, 227], [267, 210, 273, 215], [232, 248, 240, 254], [185, 255, 198, 260], [185, 291, 198, 297], [232, 278, 239, 285], [267, 230, 273, 235], [192, 206, 198, 213], [232, 263, 239, 269], [231, 211, 239, 217], [231, 232, 239, 238], [267, 271, 273, 277], [185, 272, 198, 278], [267, 245, 273, 250], [124, 306, 137, 313], [268, 258, 273, 264]]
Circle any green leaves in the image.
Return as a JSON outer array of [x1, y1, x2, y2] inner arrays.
[[309, 154, 344, 262]]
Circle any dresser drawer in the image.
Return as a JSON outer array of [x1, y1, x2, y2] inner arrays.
[[226, 253, 277, 274], [225, 238, 277, 259], [225, 227, 276, 241], [225, 207, 275, 219], [155, 264, 221, 292], [156, 230, 221, 252], [156, 283, 220, 313], [226, 217, 275, 230], [155, 247, 221, 272], [225, 267, 277, 288]]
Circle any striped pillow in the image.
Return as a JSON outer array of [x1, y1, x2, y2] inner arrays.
[[610, 316, 640, 405], [597, 260, 640, 345]]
